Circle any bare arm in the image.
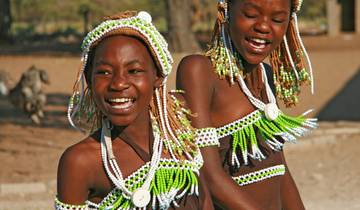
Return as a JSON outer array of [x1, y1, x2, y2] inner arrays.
[[280, 152, 305, 210], [57, 143, 92, 204], [177, 55, 263, 210]]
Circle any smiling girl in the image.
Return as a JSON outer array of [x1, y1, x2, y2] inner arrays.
[[177, 0, 317, 209], [56, 11, 213, 210]]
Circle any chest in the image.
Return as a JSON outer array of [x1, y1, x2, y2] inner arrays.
[[88, 140, 172, 201], [210, 75, 268, 127]]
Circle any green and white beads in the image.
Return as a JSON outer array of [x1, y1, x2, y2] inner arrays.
[[232, 165, 286, 186], [55, 197, 92, 210], [216, 109, 317, 168], [99, 159, 201, 210], [195, 127, 219, 148], [81, 13, 172, 77], [55, 155, 203, 210]]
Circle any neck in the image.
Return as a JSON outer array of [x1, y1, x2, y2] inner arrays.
[[242, 59, 260, 74], [112, 109, 152, 144]]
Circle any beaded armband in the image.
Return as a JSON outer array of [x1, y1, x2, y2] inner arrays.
[[195, 127, 219, 148], [232, 164, 286, 186], [55, 197, 89, 210]]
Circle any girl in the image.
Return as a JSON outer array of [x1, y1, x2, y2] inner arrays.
[[56, 11, 213, 210], [177, 0, 317, 209]]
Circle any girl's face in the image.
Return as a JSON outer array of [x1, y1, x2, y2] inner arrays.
[[229, 0, 291, 65], [91, 35, 161, 126]]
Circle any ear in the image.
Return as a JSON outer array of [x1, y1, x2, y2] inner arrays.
[[154, 75, 164, 89]]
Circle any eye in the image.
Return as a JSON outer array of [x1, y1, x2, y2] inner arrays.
[[271, 13, 289, 24], [244, 12, 258, 19], [272, 18, 287, 24], [95, 69, 111, 75], [242, 7, 259, 19], [128, 68, 144, 74]]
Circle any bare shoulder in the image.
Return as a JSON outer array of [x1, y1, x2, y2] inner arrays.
[[177, 54, 213, 79], [58, 136, 100, 179], [60, 136, 96, 163], [57, 136, 100, 202], [176, 54, 215, 93]]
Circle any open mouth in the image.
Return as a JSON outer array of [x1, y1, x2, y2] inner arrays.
[[245, 37, 271, 51], [106, 97, 136, 109]]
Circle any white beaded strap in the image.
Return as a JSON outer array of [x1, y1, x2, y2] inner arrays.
[[100, 115, 163, 205], [55, 197, 88, 210], [216, 110, 262, 139], [236, 63, 276, 110], [232, 164, 286, 186], [195, 127, 219, 148]]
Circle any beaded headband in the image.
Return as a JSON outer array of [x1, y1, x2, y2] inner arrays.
[[81, 11, 173, 77]]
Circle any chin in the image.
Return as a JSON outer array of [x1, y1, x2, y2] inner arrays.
[[107, 115, 137, 127], [243, 54, 267, 65]]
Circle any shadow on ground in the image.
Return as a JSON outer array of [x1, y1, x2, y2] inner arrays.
[[318, 67, 360, 121], [0, 93, 72, 128]]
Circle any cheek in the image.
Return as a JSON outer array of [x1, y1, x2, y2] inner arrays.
[[273, 25, 288, 44], [138, 80, 155, 99], [231, 17, 248, 34], [132, 76, 156, 101], [91, 79, 107, 105]]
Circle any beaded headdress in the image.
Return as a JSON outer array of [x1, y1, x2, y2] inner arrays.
[[207, 0, 314, 107], [67, 11, 197, 160]]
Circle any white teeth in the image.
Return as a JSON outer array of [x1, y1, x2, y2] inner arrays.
[[108, 98, 134, 110], [111, 101, 133, 109], [108, 98, 132, 103], [251, 38, 267, 44]]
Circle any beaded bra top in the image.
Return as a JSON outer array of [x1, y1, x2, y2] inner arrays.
[[55, 152, 203, 210], [196, 64, 317, 170]]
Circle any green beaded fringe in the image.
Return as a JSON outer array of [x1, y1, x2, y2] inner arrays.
[[99, 162, 200, 210], [221, 111, 317, 169]]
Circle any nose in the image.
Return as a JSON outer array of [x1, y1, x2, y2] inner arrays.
[[109, 72, 130, 91], [253, 17, 271, 34]]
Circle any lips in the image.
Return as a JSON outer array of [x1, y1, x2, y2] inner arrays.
[[106, 97, 135, 110], [244, 37, 272, 54]]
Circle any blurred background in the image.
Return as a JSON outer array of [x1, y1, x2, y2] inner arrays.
[[0, 0, 359, 209]]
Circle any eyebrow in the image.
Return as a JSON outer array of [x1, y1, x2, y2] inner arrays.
[[94, 60, 113, 67], [124, 59, 143, 67], [94, 59, 143, 67]]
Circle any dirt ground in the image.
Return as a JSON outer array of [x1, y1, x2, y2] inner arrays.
[[0, 34, 360, 209]]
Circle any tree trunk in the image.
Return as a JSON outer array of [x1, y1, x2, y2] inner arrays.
[[0, 0, 12, 42], [165, 0, 200, 52]]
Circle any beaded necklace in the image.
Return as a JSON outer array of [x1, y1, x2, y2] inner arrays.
[[219, 64, 317, 169], [101, 115, 162, 208]]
